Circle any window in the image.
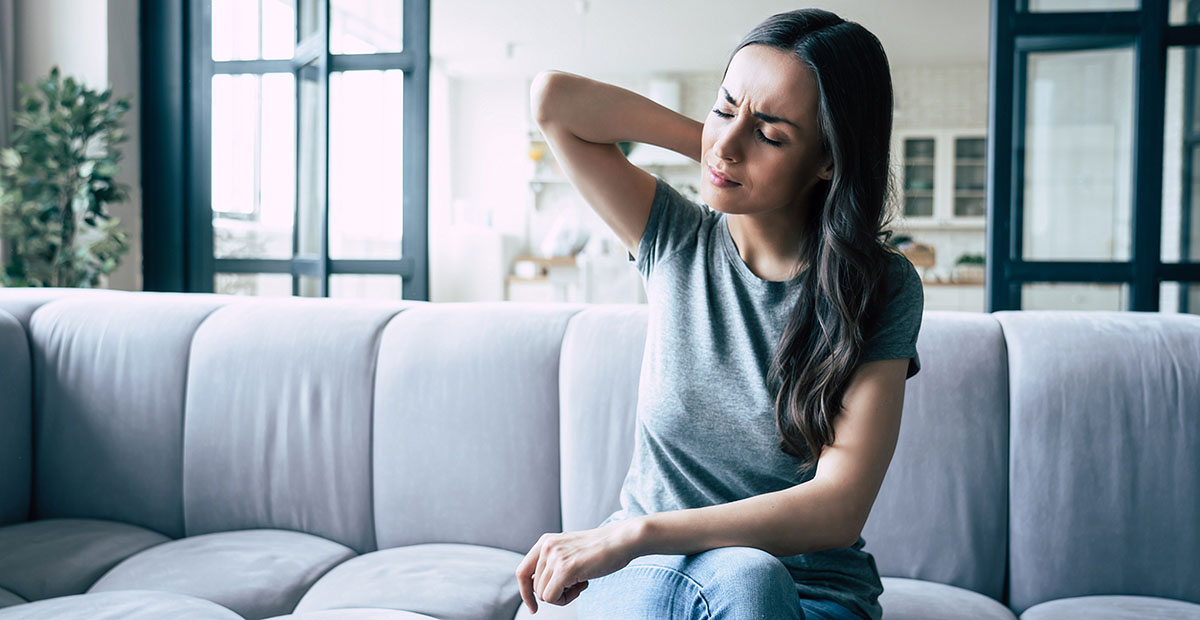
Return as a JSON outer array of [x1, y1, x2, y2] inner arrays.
[[987, 0, 1200, 311], [141, 0, 429, 300]]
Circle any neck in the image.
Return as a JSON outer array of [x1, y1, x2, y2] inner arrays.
[[726, 209, 808, 282]]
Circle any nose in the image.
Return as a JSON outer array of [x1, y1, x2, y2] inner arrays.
[[711, 117, 746, 163]]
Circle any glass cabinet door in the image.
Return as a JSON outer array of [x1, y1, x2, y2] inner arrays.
[[903, 138, 936, 217]]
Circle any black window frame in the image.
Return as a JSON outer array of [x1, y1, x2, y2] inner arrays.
[[989, 0, 1200, 311], [140, 0, 430, 300]]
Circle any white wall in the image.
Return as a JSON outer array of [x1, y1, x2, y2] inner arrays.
[[12, 0, 141, 291]]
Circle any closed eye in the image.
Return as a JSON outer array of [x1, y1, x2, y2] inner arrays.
[[711, 109, 782, 146]]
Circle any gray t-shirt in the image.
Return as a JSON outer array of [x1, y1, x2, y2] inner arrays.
[[602, 175, 924, 620]]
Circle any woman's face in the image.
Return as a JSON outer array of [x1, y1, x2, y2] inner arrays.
[[700, 44, 832, 218]]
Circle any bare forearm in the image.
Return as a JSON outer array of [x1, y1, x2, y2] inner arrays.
[[625, 480, 859, 559], [530, 70, 703, 162]]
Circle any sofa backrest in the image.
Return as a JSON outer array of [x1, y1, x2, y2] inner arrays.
[[181, 298, 413, 553], [860, 311, 1010, 601], [558, 305, 648, 533], [25, 294, 229, 538], [995, 310, 1200, 615], [0, 289, 130, 528], [370, 302, 582, 555], [0, 308, 31, 528]]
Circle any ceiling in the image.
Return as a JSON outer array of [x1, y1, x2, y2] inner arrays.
[[431, 0, 991, 77]]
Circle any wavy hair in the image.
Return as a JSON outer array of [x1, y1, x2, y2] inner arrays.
[[722, 9, 903, 478]]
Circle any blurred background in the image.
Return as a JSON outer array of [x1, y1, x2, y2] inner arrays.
[[1, 0, 1197, 312]]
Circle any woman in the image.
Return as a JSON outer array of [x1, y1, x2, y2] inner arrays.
[[517, 8, 923, 620]]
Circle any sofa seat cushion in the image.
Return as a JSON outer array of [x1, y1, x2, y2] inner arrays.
[[266, 610, 439, 619], [294, 543, 523, 620], [0, 590, 242, 619], [0, 518, 169, 601], [0, 587, 25, 610], [87, 528, 356, 619], [1019, 595, 1200, 619], [879, 577, 1018, 620]]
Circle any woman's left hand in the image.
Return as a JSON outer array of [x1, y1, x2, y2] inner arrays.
[[515, 519, 645, 614]]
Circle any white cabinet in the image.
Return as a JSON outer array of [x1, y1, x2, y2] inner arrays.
[[893, 129, 988, 231]]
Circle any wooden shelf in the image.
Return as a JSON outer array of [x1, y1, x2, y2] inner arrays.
[[515, 255, 577, 266]]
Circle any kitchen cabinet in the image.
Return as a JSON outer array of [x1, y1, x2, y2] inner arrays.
[[894, 129, 988, 231]]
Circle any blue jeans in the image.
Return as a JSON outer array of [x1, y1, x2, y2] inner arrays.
[[575, 546, 864, 620]]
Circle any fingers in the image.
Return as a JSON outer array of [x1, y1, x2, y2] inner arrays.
[[534, 546, 550, 600], [515, 540, 543, 615], [560, 580, 589, 605], [542, 566, 573, 605]]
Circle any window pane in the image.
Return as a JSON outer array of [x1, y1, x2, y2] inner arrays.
[[1163, 47, 1200, 262], [1161, 282, 1200, 314], [212, 73, 296, 259], [212, 0, 295, 61], [1170, 0, 1197, 24], [216, 273, 293, 296], [331, 0, 404, 54], [954, 137, 987, 217], [903, 138, 934, 217], [1026, 0, 1138, 10], [1021, 282, 1127, 310], [298, 64, 326, 258], [329, 70, 404, 260], [1023, 48, 1134, 261], [330, 274, 403, 299]]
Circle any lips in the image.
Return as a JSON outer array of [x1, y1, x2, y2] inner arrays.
[[707, 165, 741, 186]]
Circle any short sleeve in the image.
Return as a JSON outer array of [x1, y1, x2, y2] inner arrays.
[[860, 252, 925, 379], [626, 175, 708, 281]]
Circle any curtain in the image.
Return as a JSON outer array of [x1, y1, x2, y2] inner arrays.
[[0, 0, 12, 150], [0, 0, 12, 275]]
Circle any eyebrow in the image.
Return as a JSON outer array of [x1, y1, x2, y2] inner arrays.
[[721, 86, 801, 132]]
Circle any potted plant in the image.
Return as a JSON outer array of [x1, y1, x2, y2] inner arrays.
[[953, 253, 986, 284], [0, 66, 132, 288]]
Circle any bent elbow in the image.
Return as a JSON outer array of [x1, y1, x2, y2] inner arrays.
[[529, 70, 565, 127]]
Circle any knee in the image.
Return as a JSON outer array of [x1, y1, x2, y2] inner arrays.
[[690, 546, 793, 588]]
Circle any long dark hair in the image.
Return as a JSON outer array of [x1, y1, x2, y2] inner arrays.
[[723, 9, 901, 478]]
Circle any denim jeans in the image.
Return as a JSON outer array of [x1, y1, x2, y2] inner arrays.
[[574, 546, 864, 620]]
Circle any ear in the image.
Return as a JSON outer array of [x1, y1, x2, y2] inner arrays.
[[817, 155, 834, 181]]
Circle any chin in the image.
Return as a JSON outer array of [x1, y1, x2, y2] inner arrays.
[[700, 188, 742, 214]]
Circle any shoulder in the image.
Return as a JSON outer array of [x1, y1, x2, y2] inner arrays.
[[879, 249, 923, 300], [868, 249, 925, 331]]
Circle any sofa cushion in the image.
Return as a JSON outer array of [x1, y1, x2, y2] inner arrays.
[[861, 312, 1010, 601], [0, 518, 168, 601], [557, 305, 647, 532], [183, 299, 409, 554], [267, 611, 439, 620], [87, 528, 356, 619], [0, 288, 122, 330], [0, 590, 242, 619], [0, 586, 24, 610], [995, 311, 1200, 614], [372, 304, 581, 554], [294, 543, 523, 620], [0, 310, 30, 528], [877, 577, 1017, 620], [28, 295, 230, 537], [1018, 595, 1200, 619]]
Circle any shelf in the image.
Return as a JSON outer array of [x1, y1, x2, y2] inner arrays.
[[895, 218, 987, 231]]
